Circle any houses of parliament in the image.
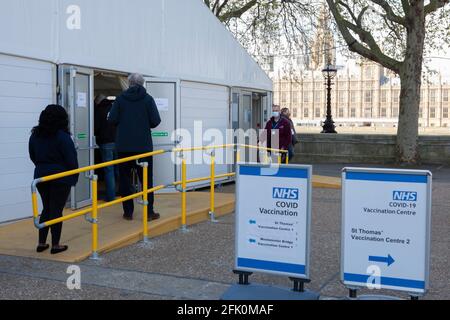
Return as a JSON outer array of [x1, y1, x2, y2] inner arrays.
[[269, 7, 450, 129]]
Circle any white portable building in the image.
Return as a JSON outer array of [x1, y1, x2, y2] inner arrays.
[[0, 0, 273, 223]]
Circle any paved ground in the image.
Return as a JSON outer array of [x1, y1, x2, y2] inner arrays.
[[0, 163, 448, 300]]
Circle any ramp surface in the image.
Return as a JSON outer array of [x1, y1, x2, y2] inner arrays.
[[0, 192, 235, 263], [312, 175, 341, 189]]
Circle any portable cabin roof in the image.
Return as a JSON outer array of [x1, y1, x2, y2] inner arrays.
[[0, 0, 272, 91]]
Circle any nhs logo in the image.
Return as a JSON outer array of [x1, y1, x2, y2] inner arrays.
[[393, 191, 417, 202], [273, 188, 299, 200]]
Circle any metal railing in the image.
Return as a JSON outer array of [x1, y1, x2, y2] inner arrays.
[[30, 144, 288, 259]]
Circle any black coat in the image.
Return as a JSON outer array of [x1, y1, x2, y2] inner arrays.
[[29, 130, 79, 186], [108, 85, 161, 153], [94, 99, 116, 145]]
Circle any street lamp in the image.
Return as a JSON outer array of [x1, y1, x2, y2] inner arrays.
[[321, 64, 338, 134]]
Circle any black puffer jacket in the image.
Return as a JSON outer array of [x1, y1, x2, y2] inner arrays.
[[29, 130, 79, 186], [94, 99, 116, 145], [108, 85, 161, 153]]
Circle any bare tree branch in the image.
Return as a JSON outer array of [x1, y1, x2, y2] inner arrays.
[[400, 0, 410, 15], [337, 0, 358, 23], [424, 0, 450, 15], [369, 0, 407, 26], [216, 0, 231, 17], [216, 0, 258, 22], [327, 0, 401, 73]]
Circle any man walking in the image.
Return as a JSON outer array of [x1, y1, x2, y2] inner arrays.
[[108, 73, 161, 221]]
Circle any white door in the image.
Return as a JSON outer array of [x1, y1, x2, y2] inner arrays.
[[59, 66, 95, 209], [145, 79, 179, 189], [0, 54, 55, 223], [180, 81, 230, 188]]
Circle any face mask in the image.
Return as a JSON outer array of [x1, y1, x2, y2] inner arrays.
[[272, 112, 280, 118]]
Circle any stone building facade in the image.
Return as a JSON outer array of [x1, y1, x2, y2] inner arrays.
[[269, 2, 450, 129], [273, 61, 450, 128]]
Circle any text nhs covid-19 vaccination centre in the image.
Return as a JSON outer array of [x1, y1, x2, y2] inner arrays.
[[0, 0, 273, 223]]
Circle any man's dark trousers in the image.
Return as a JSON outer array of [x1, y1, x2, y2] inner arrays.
[[118, 152, 154, 217]]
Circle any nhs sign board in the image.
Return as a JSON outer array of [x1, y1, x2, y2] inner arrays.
[[236, 164, 312, 279]]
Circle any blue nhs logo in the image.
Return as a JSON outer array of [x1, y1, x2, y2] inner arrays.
[[273, 188, 299, 200], [393, 191, 417, 202]]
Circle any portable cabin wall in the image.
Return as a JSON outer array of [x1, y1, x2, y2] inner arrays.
[[0, 55, 55, 222], [55, 0, 272, 90]]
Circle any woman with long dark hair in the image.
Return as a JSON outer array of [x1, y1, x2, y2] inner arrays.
[[29, 105, 79, 254]]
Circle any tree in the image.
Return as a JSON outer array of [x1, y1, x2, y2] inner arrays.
[[325, 0, 450, 164], [203, 0, 319, 69]]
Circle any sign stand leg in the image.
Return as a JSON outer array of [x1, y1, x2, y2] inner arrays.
[[233, 270, 252, 285], [222, 271, 319, 300], [289, 277, 310, 293], [349, 289, 358, 299]]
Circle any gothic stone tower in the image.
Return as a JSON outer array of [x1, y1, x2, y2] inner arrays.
[[311, 3, 336, 70]]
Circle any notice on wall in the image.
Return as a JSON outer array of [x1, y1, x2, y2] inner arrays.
[[77, 92, 87, 108], [341, 168, 432, 294], [155, 98, 169, 112], [235, 164, 312, 279], [152, 131, 169, 138]]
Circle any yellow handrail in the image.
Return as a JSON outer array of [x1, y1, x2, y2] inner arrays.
[[30, 143, 289, 258], [36, 150, 167, 184], [239, 144, 288, 154], [173, 144, 236, 153]]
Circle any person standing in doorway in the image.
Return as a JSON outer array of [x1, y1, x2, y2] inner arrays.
[[29, 105, 79, 254], [281, 107, 298, 162], [94, 94, 118, 202], [108, 73, 162, 221], [262, 111, 292, 163]]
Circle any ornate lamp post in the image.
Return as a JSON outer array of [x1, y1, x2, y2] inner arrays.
[[321, 64, 338, 134]]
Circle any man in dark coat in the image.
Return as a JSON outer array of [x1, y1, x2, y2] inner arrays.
[[108, 73, 161, 221], [94, 94, 117, 202]]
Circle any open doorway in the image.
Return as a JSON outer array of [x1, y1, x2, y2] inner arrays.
[[93, 71, 128, 201], [252, 92, 264, 131]]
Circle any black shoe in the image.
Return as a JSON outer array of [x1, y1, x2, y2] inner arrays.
[[147, 213, 160, 221], [51, 245, 68, 255], [36, 244, 50, 253], [123, 214, 133, 221]]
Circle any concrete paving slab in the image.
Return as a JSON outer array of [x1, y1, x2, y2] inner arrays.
[[0, 273, 176, 300], [0, 255, 228, 300]]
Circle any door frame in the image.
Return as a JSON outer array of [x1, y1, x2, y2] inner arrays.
[[145, 77, 181, 189], [58, 65, 95, 209]]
